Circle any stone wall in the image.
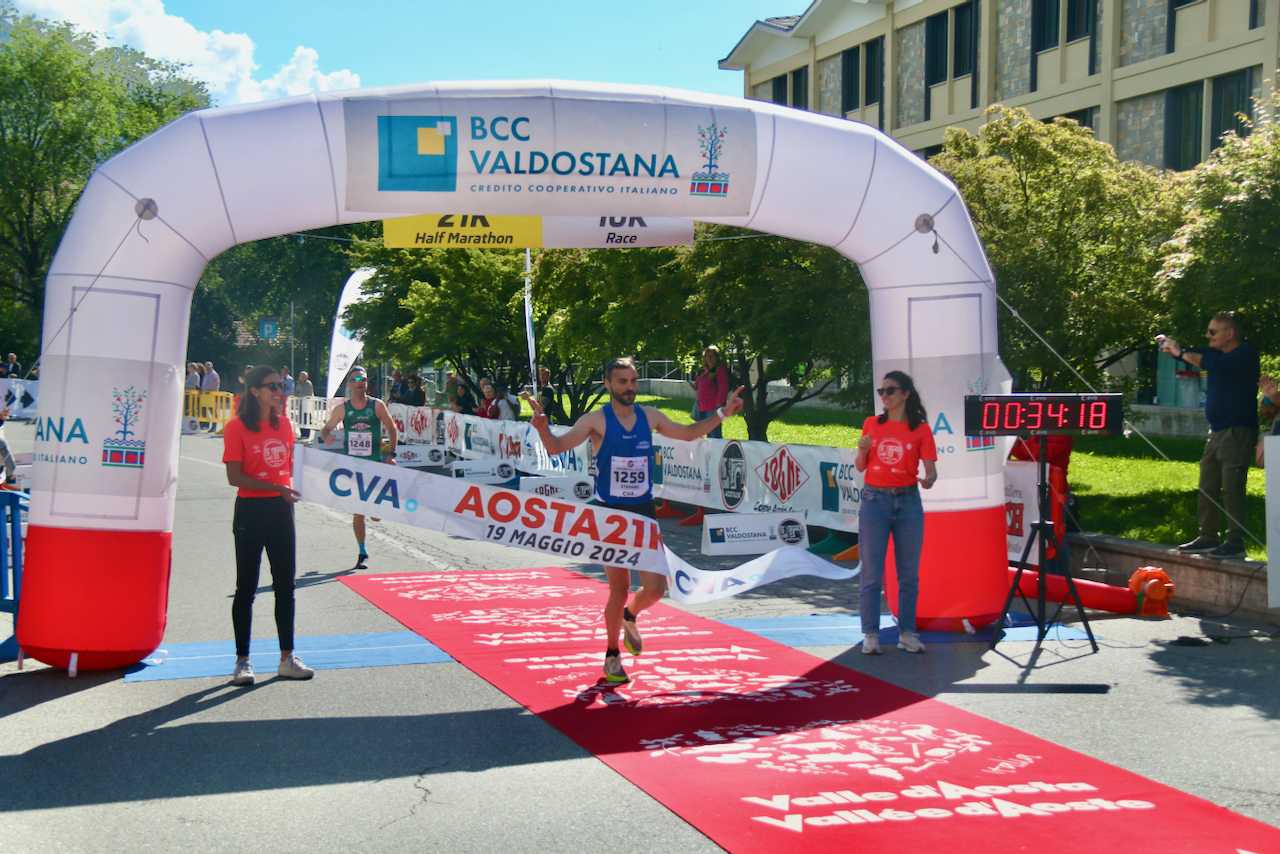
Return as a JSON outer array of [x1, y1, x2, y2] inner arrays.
[[818, 54, 843, 116], [995, 0, 1031, 100], [1120, 0, 1167, 67], [896, 20, 927, 128], [1115, 90, 1165, 166]]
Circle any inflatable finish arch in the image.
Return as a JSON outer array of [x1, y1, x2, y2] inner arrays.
[[20, 81, 1011, 670]]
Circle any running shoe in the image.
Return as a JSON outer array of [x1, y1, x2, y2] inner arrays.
[[278, 654, 315, 680], [622, 613, 643, 655], [231, 659, 255, 686], [1177, 537, 1218, 553], [604, 654, 630, 684], [897, 631, 926, 653], [861, 633, 881, 655], [355, 552, 369, 569], [1205, 542, 1245, 560]]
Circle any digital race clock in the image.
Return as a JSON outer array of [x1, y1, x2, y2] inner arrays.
[[963, 393, 1125, 437]]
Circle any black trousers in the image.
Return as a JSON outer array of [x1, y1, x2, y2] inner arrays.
[[232, 496, 297, 657]]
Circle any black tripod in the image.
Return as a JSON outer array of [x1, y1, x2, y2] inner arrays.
[[990, 436, 1098, 657]]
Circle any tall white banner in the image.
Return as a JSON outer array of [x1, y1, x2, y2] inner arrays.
[[1268, 435, 1279, 608], [294, 447, 855, 603], [327, 268, 376, 399]]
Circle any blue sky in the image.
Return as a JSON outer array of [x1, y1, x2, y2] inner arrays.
[[14, 0, 797, 105]]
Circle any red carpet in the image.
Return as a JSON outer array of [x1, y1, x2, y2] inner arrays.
[[341, 568, 1280, 854]]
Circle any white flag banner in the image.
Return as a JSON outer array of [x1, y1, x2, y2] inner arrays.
[[5, 379, 38, 418], [1268, 435, 1280, 609], [327, 268, 376, 399], [294, 446, 856, 603]]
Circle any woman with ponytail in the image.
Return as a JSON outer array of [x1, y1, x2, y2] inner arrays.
[[221, 364, 313, 686], [854, 370, 938, 655]]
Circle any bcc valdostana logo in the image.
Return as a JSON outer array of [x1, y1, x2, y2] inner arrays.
[[378, 116, 458, 192]]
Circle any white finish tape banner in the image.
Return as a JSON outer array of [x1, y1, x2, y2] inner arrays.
[[294, 446, 855, 603], [702, 512, 811, 556]]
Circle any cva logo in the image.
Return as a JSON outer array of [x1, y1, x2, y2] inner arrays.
[[330, 468, 413, 511]]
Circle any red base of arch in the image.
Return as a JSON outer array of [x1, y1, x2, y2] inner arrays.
[[885, 505, 1008, 632], [17, 527, 171, 671]]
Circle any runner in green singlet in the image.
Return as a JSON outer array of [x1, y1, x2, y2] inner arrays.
[[319, 366, 399, 569]]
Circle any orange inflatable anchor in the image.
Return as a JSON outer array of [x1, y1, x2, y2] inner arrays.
[[1128, 566, 1175, 616]]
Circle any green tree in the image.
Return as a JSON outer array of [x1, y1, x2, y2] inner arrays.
[[1158, 101, 1280, 354], [536, 225, 872, 441], [0, 7, 208, 363], [683, 224, 872, 441], [344, 241, 533, 396], [931, 107, 1183, 393], [197, 223, 376, 388], [534, 244, 689, 421]]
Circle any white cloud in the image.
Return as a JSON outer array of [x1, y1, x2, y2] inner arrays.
[[11, 0, 360, 105]]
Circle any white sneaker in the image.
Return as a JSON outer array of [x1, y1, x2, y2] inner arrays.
[[232, 659, 255, 686], [278, 653, 315, 679], [862, 633, 881, 655], [622, 614, 644, 655], [897, 631, 926, 653]]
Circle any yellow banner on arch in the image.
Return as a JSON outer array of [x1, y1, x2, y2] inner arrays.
[[383, 214, 543, 248]]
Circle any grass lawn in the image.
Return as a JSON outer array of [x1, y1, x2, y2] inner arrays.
[[570, 394, 1270, 559]]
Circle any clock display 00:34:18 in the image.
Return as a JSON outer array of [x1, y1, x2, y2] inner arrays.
[[980, 400, 1109, 431]]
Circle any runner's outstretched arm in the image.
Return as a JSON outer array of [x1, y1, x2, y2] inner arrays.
[[520, 392, 598, 455], [650, 386, 745, 442]]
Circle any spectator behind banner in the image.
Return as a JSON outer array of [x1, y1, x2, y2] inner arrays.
[[538, 368, 568, 425], [1009, 435, 1075, 575], [6, 353, 20, 378], [452, 380, 478, 416], [388, 369, 409, 404], [279, 366, 295, 399], [185, 362, 201, 391], [444, 372, 460, 407], [405, 375, 427, 407], [690, 346, 730, 439], [497, 383, 517, 420], [478, 382, 514, 420], [295, 371, 315, 438]]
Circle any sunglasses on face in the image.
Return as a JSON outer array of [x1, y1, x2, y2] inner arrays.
[[877, 386, 902, 396], [257, 382, 281, 391]]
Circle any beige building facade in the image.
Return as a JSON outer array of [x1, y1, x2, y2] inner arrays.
[[720, 0, 1274, 168]]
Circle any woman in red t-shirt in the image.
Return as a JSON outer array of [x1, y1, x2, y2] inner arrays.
[[222, 365, 312, 687], [855, 370, 937, 655]]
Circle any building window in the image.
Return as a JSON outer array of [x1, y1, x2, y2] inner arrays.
[[953, 1, 975, 77], [771, 75, 788, 105], [1065, 0, 1094, 42], [1165, 81, 1204, 171], [791, 66, 809, 111], [1058, 106, 1097, 129], [925, 13, 949, 87], [1211, 68, 1254, 150], [1032, 0, 1061, 52], [920, 144, 944, 160], [841, 47, 860, 113], [865, 37, 884, 106]]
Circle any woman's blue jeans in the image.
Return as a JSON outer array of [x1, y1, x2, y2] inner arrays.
[[858, 486, 924, 635], [692, 408, 723, 439]]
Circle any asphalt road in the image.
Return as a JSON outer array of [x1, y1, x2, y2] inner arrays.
[[1, 420, 1277, 853]]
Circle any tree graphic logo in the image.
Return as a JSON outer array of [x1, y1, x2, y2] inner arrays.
[[102, 386, 148, 468], [690, 124, 731, 197]]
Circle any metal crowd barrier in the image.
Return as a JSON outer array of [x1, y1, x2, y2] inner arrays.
[[0, 490, 28, 661], [183, 390, 236, 432]]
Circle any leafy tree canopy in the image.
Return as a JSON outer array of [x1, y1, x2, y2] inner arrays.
[[0, 4, 209, 363], [932, 107, 1184, 393], [1158, 99, 1280, 354]]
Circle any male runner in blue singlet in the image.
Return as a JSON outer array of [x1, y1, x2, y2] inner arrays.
[[319, 366, 399, 568], [524, 356, 744, 684]]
